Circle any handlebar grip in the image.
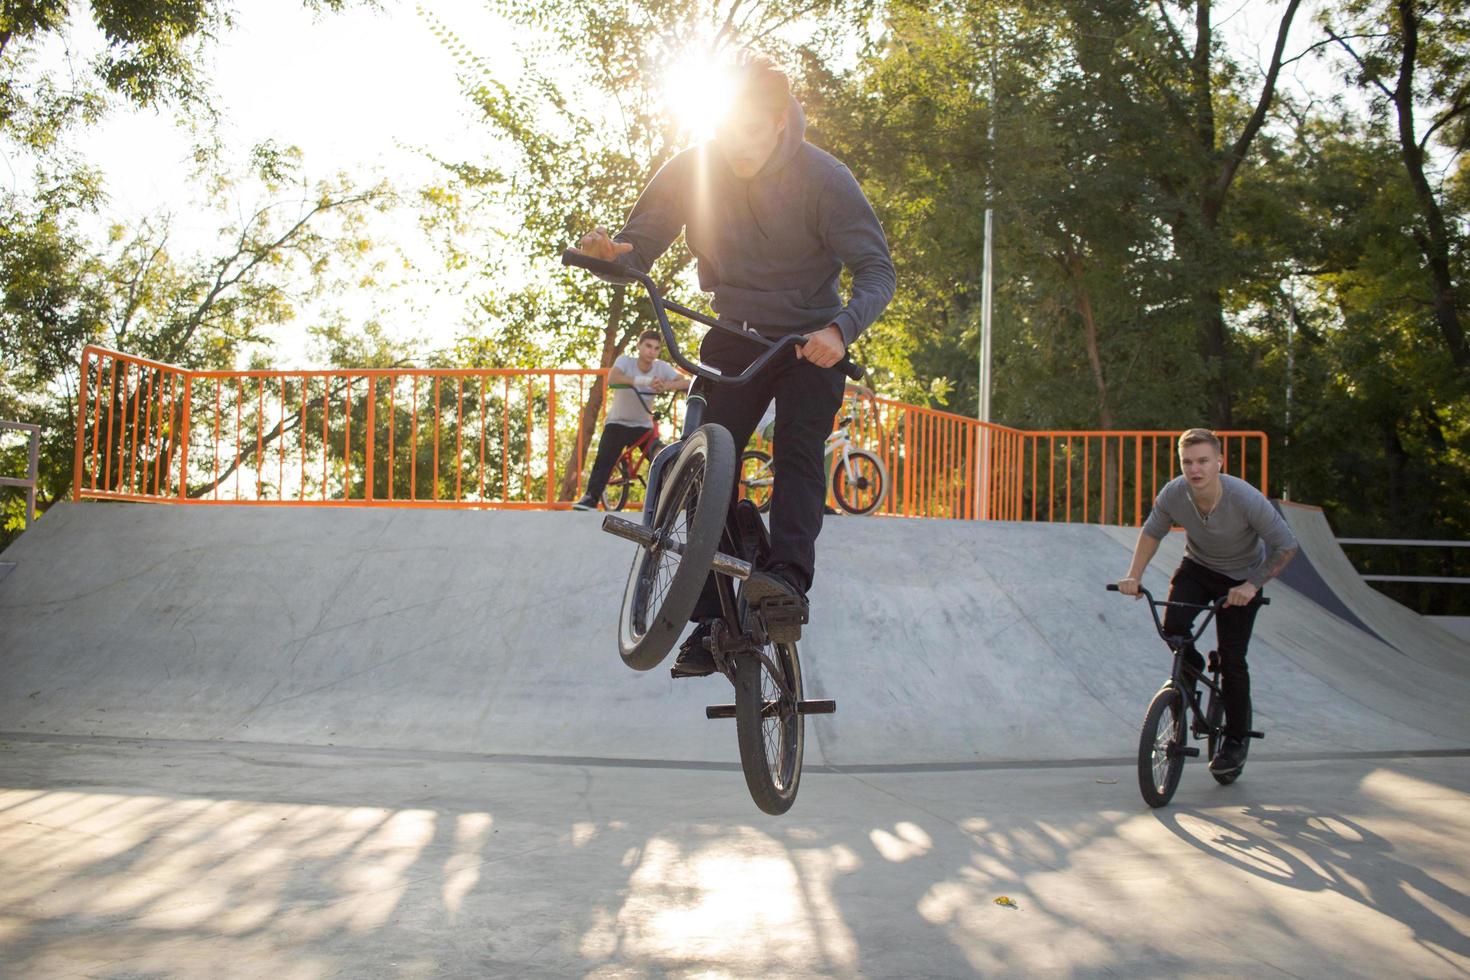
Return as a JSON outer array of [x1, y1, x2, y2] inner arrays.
[[561, 248, 637, 283], [1106, 584, 1120, 591], [840, 358, 865, 382]]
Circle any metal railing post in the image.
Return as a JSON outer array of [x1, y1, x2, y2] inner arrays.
[[365, 376, 376, 503], [178, 375, 192, 501]]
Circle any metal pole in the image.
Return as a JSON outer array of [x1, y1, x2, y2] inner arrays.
[[1283, 286, 1294, 502], [976, 36, 997, 520]]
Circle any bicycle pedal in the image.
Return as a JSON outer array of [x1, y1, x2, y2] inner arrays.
[[756, 595, 808, 644]]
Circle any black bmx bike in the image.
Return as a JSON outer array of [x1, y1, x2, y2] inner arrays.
[[563, 248, 862, 815], [1107, 583, 1268, 808]]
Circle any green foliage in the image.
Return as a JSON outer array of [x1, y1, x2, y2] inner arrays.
[[0, 0, 392, 531]]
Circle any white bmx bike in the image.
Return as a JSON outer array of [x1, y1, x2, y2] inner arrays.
[[739, 410, 888, 516]]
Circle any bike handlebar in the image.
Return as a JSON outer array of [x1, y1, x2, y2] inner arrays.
[[562, 248, 865, 384], [1106, 581, 1268, 647], [1105, 583, 1270, 607]]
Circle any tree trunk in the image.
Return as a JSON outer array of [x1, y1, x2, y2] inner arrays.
[[1393, 0, 1469, 372], [1060, 245, 1114, 428], [1173, 0, 1300, 426], [557, 285, 628, 501]]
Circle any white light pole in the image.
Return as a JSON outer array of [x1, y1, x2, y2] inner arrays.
[[976, 39, 996, 521]]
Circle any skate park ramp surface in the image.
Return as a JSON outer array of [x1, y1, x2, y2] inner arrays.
[[3, 501, 1469, 766], [1275, 500, 1470, 674], [6, 502, 1470, 979]]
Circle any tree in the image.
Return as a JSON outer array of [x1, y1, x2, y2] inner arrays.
[[0, 142, 393, 538], [1324, 0, 1470, 373]]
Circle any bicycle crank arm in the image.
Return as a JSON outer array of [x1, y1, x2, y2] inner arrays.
[[704, 699, 837, 720]]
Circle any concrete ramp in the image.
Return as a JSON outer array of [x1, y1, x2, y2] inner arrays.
[[1276, 501, 1470, 673], [2, 502, 1468, 767]]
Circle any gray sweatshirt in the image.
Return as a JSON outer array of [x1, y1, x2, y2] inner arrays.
[[1142, 474, 1298, 586], [612, 99, 896, 346]]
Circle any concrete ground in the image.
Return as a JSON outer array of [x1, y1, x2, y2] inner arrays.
[[3, 736, 1467, 978], [3, 503, 1469, 977]]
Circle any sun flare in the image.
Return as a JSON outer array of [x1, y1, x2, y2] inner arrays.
[[663, 52, 734, 141]]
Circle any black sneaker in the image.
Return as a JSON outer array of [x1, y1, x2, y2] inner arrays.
[[742, 567, 809, 643], [671, 622, 717, 678], [571, 496, 597, 511], [1210, 735, 1248, 775]]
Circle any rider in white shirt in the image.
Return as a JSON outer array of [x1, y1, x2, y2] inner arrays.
[[573, 330, 690, 510]]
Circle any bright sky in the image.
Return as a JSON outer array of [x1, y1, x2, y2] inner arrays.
[[80, 1, 513, 367]]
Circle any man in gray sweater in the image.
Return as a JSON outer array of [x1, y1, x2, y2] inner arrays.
[[575, 53, 895, 677], [1117, 428, 1299, 776]]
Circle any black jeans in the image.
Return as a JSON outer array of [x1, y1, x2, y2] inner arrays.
[[583, 423, 657, 502], [1162, 557, 1264, 739], [690, 327, 846, 619]]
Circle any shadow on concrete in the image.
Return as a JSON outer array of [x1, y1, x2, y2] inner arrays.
[[1158, 784, 1470, 973]]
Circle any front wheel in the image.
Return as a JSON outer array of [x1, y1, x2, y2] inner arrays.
[[735, 638, 805, 815], [739, 449, 774, 513], [831, 449, 887, 516], [601, 457, 633, 512], [616, 425, 735, 670], [1138, 686, 1186, 808]]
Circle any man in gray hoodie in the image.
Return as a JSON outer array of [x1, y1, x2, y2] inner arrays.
[[575, 53, 896, 677]]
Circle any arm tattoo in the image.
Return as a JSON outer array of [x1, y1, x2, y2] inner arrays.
[[1261, 546, 1299, 583]]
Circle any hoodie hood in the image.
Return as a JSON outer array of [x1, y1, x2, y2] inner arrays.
[[752, 96, 807, 179], [611, 94, 894, 341]]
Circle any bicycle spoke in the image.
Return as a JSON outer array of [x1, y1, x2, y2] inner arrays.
[[638, 457, 704, 634], [1151, 711, 1173, 789], [760, 656, 790, 789]]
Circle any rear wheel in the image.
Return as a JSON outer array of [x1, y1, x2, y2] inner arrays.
[[1138, 686, 1186, 808], [601, 457, 633, 512], [616, 425, 734, 670], [739, 449, 774, 513], [735, 637, 804, 815], [831, 449, 887, 516]]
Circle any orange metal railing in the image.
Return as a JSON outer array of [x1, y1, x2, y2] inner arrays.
[[71, 346, 638, 509], [72, 346, 1268, 525]]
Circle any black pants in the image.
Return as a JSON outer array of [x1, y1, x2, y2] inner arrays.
[[584, 423, 657, 502], [690, 327, 846, 619], [1162, 557, 1264, 739]]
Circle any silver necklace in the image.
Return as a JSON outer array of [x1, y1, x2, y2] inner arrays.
[[1191, 486, 1221, 525]]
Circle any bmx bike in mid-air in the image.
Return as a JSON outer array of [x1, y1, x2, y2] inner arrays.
[[563, 248, 864, 815]]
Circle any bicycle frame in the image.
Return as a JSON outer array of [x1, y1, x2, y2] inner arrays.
[[1109, 583, 1269, 732], [825, 418, 862, 488], [743, 414, 866, 498]]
